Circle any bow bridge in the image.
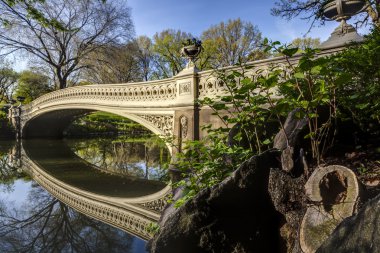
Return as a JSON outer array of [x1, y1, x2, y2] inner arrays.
[[9, 47, 341, 154]]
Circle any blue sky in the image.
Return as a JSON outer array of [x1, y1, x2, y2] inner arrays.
[[127, 0, 360, 43]]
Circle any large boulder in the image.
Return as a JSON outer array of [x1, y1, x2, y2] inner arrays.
[[148, 149, 283, 253], [316, 192, 380, 253], [268, 168, 307, 253]]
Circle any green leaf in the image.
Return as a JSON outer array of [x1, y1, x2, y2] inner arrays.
[[311, 65, 322, 75], [221, 96, 233, 102], [356, 103, 369, 110], [282, 47, 298, 57], [294, 72, 305, 79], [262, 139, 271, 145]]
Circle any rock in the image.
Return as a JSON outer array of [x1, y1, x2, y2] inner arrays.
[[300, 165, 361, 253], [158, 186, 184, 226], [273, 109, 308, 175], [273, 109, 308, 151], [281, 146, 295, 173], [269, 168, 307, 253], [148, 149, 283, 253], [316, 193, 380, 253]]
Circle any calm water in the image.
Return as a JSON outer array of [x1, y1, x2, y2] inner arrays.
[[0, 137, 170, 253]]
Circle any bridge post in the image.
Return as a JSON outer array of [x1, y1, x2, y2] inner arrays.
[[173, 65, 200, 152], [8, 105, 21, 139], [169, 65, 200, 181]]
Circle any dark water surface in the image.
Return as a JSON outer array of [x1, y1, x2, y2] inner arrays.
[[0, 137, 170, 253]]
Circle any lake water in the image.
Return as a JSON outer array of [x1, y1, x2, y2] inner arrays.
[[0, 137, 170, 253]]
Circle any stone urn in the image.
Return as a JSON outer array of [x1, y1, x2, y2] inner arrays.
[[322, 0, 366, 21], [320, 0, 366, 48], [181, 39, 202, 67]]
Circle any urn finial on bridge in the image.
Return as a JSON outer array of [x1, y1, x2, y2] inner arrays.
[[320, 0, 366, 48], [181, 38, 202, 69]]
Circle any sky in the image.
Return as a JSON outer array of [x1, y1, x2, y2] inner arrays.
[[126, 0, 364, 43]]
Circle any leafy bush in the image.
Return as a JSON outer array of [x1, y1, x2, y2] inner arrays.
[[333, 27, 380, 136], [0, 111, 6, 120], [171, 27, 380, 207]]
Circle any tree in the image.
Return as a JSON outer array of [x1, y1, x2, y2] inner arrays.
[[0, 0, 66, 29], [0, 0, 134, 89], [82, 42, 141, 84], [201, 18, 264, 67], [135, 36, 154, 81], [14, 70, 52, 103], [272, 0, 380, 28], [290, 37, 321, 50], [152, 29, 192, 78], [0, 64, 18, 103]]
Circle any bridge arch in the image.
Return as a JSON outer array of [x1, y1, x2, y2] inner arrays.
[[21, 104, 174, 153]]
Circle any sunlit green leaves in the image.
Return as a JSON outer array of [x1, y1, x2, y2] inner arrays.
[[172, 28, 380, 207]]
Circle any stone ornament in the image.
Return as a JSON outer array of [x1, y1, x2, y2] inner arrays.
[[300, 165, 360, 253], [179, 81, 191, 95], [198, 65, 291, 99], [139, 115, 174, 136], [139, 196, 170, 212], [180, 115, 188, 138]]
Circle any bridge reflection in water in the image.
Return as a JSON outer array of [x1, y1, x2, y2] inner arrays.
[[11, 139, 171, 241]]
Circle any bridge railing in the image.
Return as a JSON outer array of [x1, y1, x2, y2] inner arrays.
[[21, 77, 179, 118], [21, 46, 343, 116], [197, 46, 343, 100]]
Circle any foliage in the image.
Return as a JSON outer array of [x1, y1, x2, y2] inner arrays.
[[135, 35, 155, 81], [142, 18, 266, 77], [0, 64, 18, 104], [0, 110, 6, 120], [265, 40, 344, 162], [0, 0, 66, 30], [290, 37, 321, 51], [0, 0, 134, 89], [152, 29, 192, 78], [65, 111, 151, 137], [14, 70, 52, 103], [200, 18, 264, 68], [182, 38, 202, 47], [146, 222, 160, 234], [172, 64, 284, 206], [333, 27, 380, 135], [82, 42, 142, 84], [172, 27, 380, 207]]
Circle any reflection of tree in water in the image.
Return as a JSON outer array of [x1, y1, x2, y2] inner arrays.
[[67, 137, 170, 180], [0, 184, 135, 253], [0, 141, 29, 193]]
